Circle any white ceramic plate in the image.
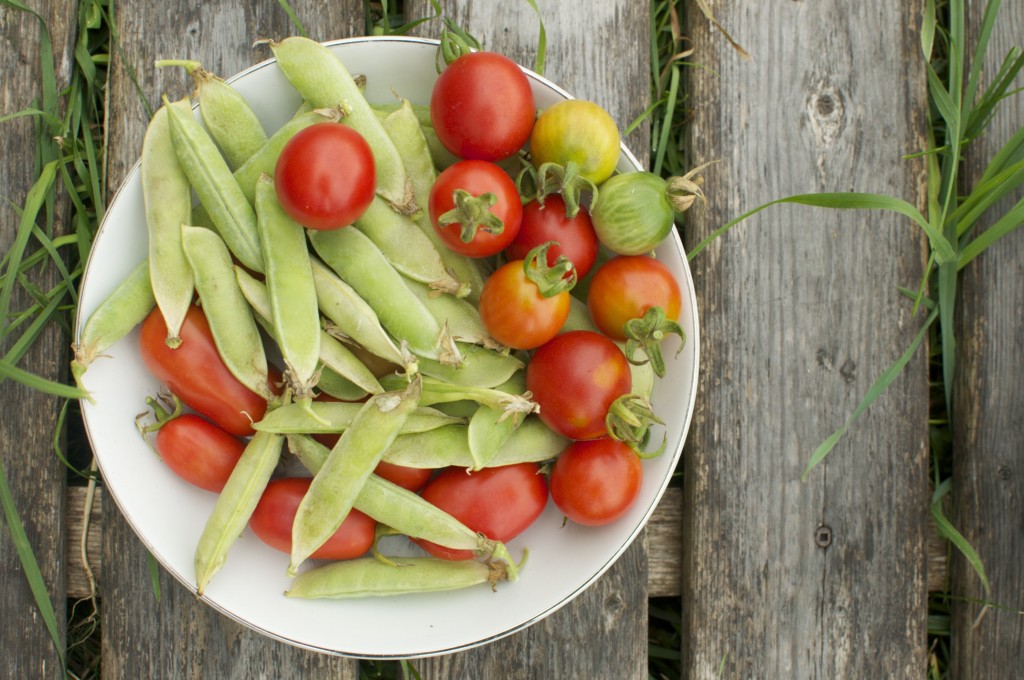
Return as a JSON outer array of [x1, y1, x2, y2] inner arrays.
[[77, 36, 700, 659]]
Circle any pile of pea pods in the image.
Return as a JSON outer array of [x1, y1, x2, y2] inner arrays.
[[73, 36, 659, 600]]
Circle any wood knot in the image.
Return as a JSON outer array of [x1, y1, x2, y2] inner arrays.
[[807, 84, 846, 146], [815, 525, 833, 548]]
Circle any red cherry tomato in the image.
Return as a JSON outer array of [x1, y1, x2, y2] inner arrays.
[[373, 461, 434, 493], [414, 463, 549, 561], [587, 255, 682, 340], [526, 330, 632, 440], [430, 51, 535, 161], [505, 196, 599, 279], [154, 414, 245, 493], [249, 477, 376, 561], [478, 256, 571, 350], [139, 305, 267, 436], [273, 122, 376, 230], [549, 438, 642, 526], [429, 160, 523, 258]]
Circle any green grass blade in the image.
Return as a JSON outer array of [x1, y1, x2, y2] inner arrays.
[[957, 195, 1024, 270], [937, 261, 958, 410], [652, 64, 679, 177], [522, 0, 547, 76], [932, 478, 990, 594], [921, 0, 936, 59], [962, 0, 1002, 122], [802, 307, 938, 481], [276, 0, 307, 37], [978, 120, 1024, 187], [0, 359, 90, 399], [952, 158, 1024, 237]]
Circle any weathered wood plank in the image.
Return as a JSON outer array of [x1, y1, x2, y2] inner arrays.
[[951, 1, 1024, 675], [681, 2, 930, 677], [100, 3, 362, 677], [0, 3, 76, 677], [404, 1, 651, 676]]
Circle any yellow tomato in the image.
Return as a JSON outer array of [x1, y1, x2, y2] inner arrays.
[[529, 99, 621, 185]]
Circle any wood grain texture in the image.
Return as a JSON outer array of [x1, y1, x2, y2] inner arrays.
[[680, 2, 930, 677], [0, 3, 76, 678], [951, 1, 1024, 676], [404, 1, 650, 677], [100, 3, 362, 678]]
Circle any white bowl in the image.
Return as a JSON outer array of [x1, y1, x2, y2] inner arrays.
[[77, 36, 700, 659]]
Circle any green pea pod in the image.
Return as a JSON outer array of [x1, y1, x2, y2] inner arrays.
[[404, 276, 489, 345], [381, 99, 486, 302], [315, 367, 368, 402], [562, 294, 601, 334], [372, 101, 460, 170], [269, 37, 412, 211], [195, 426, 283, 594], [254, 400, 461, 435], [72, 258, 155, 390], [286, 555, 511, 599], [289, 377, 422, 574], [234, 266, 382, 396], [181, 225, 272, 399], [417, 343, 524, 388], [142, 97, 194, 347], [164, 96, 263, 273], [309, 228, 444, 361], [254, 175, 320, 398]]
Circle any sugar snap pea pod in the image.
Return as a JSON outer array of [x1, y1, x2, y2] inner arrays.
[[72, 258, 155, 390], [309, 257, 408, 368], [142, 97, 193, 347], [466, 371, 532, 470], [233, 107, 341, 205], [309, 228, 445, 361], [195, 426, 283, 594], [315, 367, 368, 402], [234, 266, 382, 395], [254, 400, 461, 435], [286, 555, 513, 599], [164, 96, 263, 272], [289, 377, 421, 574], [355, 197, 465, 296], [403, 276, 490, 345], [417, 342, 524, 388], [268, 37, 412, 211], [181, 225, 272, 399], [379, 373, 536, 421], [371, 102, 460, 170], [254, 175, 321, 399], [381, 100, 487, 302]]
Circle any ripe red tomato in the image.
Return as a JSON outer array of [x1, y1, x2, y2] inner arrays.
[[273, 122, 376, 230], [526, 330, 632, 440], [430, 51, 535, 161], [504, 196, 599, 279], [478, 254, 571, 350], [139, 305, 268, 436], [549, 438, 642, 526], [373, 461, 434, 493], [587, 255, 681, 340], [249, 477, 376, 561], [153, 414, 245, 493], [414, 463, 549, 561], [429, 160, 523, 258]]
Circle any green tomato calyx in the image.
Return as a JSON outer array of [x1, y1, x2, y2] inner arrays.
[[665, 160, 717, 213], [623, 306, 686, 378], [523, 241, 577, 298], [517, 161, 598, 219], [605, 393, 666, 459], [437, 17, 482, 71], [438, 189, 506, 243]]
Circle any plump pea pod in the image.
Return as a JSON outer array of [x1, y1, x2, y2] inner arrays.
[[233, 107, 341, 205], [234, 266, 382, 396], [309, 228, 445, 361], [254, 175, 320, 398], [380, 373, 536, 420], [381, 100, 487, 302], [404, 276, 490, 345], [142, 97, 193, 347], [289, 377, 422, 574], [164, 96, 263, 272], [355, 197, 465, 296], [372, 102, 461, 170], [181, 225, 272, 399], [195, 426, 283, 594], [315, 367, 368, 401], [268, 37, 412, 210], [561, 294, 601, 334], [374, 416, 569, 469], [417, 343, 524, 388], [286, 555, 512, 599], [254, 400, 461, 435], [72, 258, 155, 390]]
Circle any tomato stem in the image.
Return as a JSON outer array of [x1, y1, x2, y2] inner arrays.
[[665, 160, 718, 213], [523, 241, 577, 297], [518, 161, 598, 218], [437, 17, 482, 70], [623, 306, 686, 378], [438, 188, 507, 243], [605, 393, 666, 458]]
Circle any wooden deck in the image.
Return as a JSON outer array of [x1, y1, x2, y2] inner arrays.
[[1, 0, 1021, 678]]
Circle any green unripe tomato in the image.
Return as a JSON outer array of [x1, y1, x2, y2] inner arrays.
[[590, 172, 675, 255]]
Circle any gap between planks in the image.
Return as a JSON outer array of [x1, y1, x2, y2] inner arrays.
[[65, 485, 947, 600]]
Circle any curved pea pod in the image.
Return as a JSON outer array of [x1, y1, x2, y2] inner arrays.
[[254, 175, 320, 398], [417, 343, 524, 388], [289, 377, 422, 574], [269, 36, 412, 211], [309, 228, 445, 361], [142, 97, 193, 347], [378, 417, 568, 469], [315, 367, 368, 402], [72, 258, 155, 390], [372, 101, 460, 170], [233, 107, 342, 205], [254, 400, 461, 436], [309, 257, 407, 369], [286, 555, 513, 599], [404, 276, 490, 345], [234, 266, 382, 396], [164, 96, 263, 272], [181, 225, 272, 399], [195, 426, 284, 594], [562, 294, 601, 334], [381, 99, 486, 302]]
